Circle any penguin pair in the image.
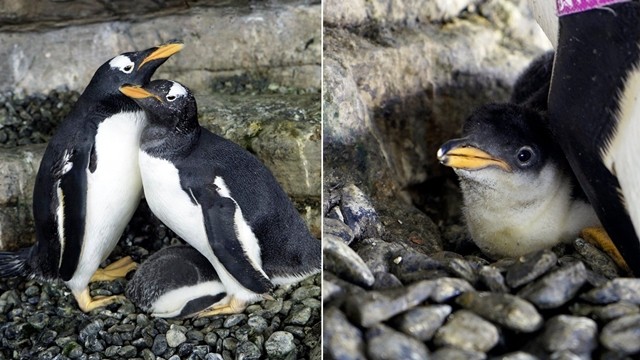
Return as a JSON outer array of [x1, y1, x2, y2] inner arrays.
[[527, 0, 640, 275], [120, 79, 321, 317], [0, 41, 184, 311], [437, 51, 601, 258]]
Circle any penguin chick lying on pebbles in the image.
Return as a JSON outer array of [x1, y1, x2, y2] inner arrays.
[[0, 41, 183, 312], [126, 245, 226, 318], [120, 80, 321, 316], [437, 52, 600, 258]]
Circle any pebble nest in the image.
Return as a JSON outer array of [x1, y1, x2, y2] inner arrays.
[[324, 181, 640, 359], [0, 89, 321, 360]]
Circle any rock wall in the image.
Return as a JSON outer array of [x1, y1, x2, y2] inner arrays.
[[0, 0, 321, 250]]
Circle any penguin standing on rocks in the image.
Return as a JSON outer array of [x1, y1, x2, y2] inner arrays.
[[0, 41, 183, 312], [528, 0, 640, 274], [120, 79, 321, 316], [437, 52, 601, 258]]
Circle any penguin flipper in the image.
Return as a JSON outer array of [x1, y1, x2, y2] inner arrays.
[[53, 145, 92, 281], [196, 187, 273, 295]]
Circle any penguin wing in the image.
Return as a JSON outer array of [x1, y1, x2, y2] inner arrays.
[[52, 143, 93, 281], [193, 185, 273, 294]]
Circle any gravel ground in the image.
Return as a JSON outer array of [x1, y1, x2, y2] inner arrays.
[[0, 202, 321, 360], [0, 87, 321, 360], [324, 181, 640, 359]]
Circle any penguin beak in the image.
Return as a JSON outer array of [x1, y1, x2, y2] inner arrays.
[[138, 41, 184, 69], [119, 85, 162, 102], [437, 138, 511, 172]]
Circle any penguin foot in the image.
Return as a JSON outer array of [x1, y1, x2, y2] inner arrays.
[[75, 288, 126, 312], [90, 256, 138, 282], [580, 226, 633, 275], [196, 296, 248, 317]]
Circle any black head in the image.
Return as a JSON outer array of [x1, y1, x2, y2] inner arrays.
[[85, 41, 183, 98], [438, 103, 558, 174], [119, 79, 199, 134]]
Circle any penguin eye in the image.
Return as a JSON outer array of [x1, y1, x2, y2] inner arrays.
[[516, 146, 535, 166], [122, 65, 133, 73], [166, 95, 177, 102]]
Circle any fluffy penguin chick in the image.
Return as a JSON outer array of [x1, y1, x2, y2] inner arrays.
[[0, 41, 183, 312], [126, 245, 226, 318], [437, 104, 600, 258], [120, 80, 321, 316]]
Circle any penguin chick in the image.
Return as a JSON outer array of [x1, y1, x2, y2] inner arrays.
[[0, 41, 183, 312], [126, 245, 226, 318], [120, 80, 321, 315], [437, 103, 600, 258]]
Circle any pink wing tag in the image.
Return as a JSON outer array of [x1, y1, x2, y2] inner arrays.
[[557, 0, 631, 16]]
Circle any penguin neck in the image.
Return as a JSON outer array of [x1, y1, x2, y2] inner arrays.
[[140, 123, 201, 161]]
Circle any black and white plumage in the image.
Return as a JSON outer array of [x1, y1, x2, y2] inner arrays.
[[120, 80, 320, 315], [529, 0, 640, 274], [0, 41, 183, 312], [437, 52, 600, 258], [126, 245, 226, 318]]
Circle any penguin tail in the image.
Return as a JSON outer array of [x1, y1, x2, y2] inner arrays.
[[0, 248, 31, 278]]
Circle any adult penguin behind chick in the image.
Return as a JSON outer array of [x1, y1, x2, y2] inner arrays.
[[528, 0, 640, 275], [120, 80, 321, 316], [0, 41, 183, 312], [437, 52, 600, 258]]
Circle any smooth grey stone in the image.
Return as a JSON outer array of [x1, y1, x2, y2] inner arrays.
[[340, 184, 383, 240], [356, 238, 405, 274], [493, 352, 540, 360], [518, 261, 587, 309], [343, 280, 434, 327], [365, 324, 429, 360], [431, 346, 486, 360], [166, 329, 187, 348], [541, 315, 597, 355], [290, 285, 321, 301], [479, 265, 509, 293], [456, 291, 543, 332], [285, 306, 311, 325], [371, 271, 403, 290], [573, 238, 620, 279], [432, 251, 478, 284], [324, 234, 375, 287], [324, 217, 355, 245], [430, 278, 475, 303], [434, 310, 499, 352], [593, 302, 640, 321], [600, 314, 640, 354], [265, 331, 296, 360], [582, 279, 640, 304], [389, 251, 444, 284], [223, 314, 247, 328], [235, 341, 261, 360], [392, 305, 452, 341], [505, 250, 558, 288], [323, 307, 366, 360]]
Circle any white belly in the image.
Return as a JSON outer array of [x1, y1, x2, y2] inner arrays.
[[66, 111, 145, 292], [138, 151, 264, 301]]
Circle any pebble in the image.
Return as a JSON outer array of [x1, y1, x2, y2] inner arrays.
[[456, 292, 543, 332], [365, 324, 429, 360], [166, 329, 187, 348], [236, 341, 262, 359], [434, 310, 499, 352], [340, 183, 383, 240], [541, 315, 597, 355], [285, 306, 311, 325], [324, 234, 375, 287], [355, 237, 405, 274], [324, 217, 355, 245], [265, 331, 296, 359], [505, 249, 558, 288], [152, 334, 168, 355], [431, 346, 487, 360], [479, 265, 509, 293], [582, 278, 640, 304], [343, 280, 433, 327], [389, 251, 444, 283], [391, 305, 452, 341], [518, 261, 587, 309], [600, 314, 640, 354], [323, 307, 366, 360], [593, 302, 640, 321], [224, 314, 247, 328], [430, 277, 474, 303], [573, 238, 620, 278]]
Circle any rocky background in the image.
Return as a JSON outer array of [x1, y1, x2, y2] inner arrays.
[[0, 0, 321, 359], [324, 0, 640, 359]]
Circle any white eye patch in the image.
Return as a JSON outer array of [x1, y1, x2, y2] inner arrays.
[[166, 81, 188, 102], [109, 55, 135, 74]]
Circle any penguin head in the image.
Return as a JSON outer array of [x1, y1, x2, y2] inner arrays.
[[437, 103, 558, 186], [86, 41, 184, 97], [119, 79, 198, 133]]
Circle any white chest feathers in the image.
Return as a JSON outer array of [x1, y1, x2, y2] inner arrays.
[[457, 163, 600, 259]]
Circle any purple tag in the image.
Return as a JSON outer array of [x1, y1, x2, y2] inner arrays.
[[556, 0, 631, 16]]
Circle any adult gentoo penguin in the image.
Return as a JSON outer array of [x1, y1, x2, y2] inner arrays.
[[120, 80, 321, 315], [437, 51, 600, 258], [126, 245, 226, 318], [0, 41, 183, 312], [528, 0, 640, 274]]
